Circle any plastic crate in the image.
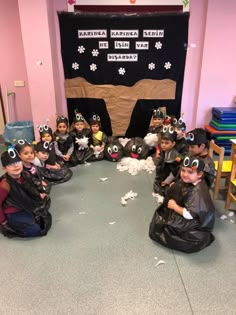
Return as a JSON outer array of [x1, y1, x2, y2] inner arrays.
[[3, 120, 35, 145]]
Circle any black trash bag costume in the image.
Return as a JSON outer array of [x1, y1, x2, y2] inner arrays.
[[54, 116, 78, 167], [87, 114, 108, 162], [14, 140, 52, 195], [69, 113, 93, 164], [34, 141, 73, 185], [104, 136, 124, 162], [124, 137, 149, 160], [153, 127, 182, 195], [1, 173, 52, 237], [149, 168, 215, 253]]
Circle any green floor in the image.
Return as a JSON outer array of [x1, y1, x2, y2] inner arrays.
[[0, 160, 236, 314]]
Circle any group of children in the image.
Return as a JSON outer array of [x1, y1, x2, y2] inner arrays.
[[0, 108, 216, 254], [0, 112, 107, 237], [148, 108, 216, 253]]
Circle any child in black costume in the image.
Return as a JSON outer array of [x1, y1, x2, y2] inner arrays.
[[15, 140, 51, 195], [33, 141, 72, 185], [148, 108, 165, 134], [70, 112, 93, 164], [172, 117, 189, 155], [149, 156, 215, 253], [88, 114, 107, 162], [0, 149, 51, 238], [186, 128, 215, 188], [53, 116, 77, 167], [153, 126, 182, 196]]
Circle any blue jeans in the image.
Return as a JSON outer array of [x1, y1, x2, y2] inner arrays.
[[6, 211, 42, 237]]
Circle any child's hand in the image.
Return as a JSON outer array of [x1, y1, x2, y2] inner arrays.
[[168, 199, 177, 210], [40, 193, 47, 199], [63, 154, 70, 161], [42, 180, 47, 187], [161, 181, 167, 187]]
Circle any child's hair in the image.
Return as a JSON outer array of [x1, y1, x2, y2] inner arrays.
[[186, 128, 208, 148], [15, 140, 33, 154], [161, 126, 177, 142], [1, 148, 21, 167], [56, 115, 69, 127], [89, 114, 101, 128]]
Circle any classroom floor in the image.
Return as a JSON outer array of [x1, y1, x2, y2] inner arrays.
[[0, 157, 236, 315]]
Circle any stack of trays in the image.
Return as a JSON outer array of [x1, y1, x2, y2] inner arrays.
[[205, 107, 236, 155]]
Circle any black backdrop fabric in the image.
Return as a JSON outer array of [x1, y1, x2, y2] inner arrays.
[[58, 12, 189, 137]]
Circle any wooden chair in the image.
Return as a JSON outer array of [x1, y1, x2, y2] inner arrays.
[[225, 154, 236, 209], [208, 140, 232, 199]]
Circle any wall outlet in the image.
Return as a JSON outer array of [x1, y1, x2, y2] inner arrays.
[[14, 80, 25, 87]]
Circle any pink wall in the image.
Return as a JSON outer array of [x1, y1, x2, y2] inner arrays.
[[1, 0, 236, 135], [18, 0, 59, 140], [0, 0, 31, 122], [196, 0, 236, 128]]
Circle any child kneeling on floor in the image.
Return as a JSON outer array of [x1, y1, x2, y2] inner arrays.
[[149, 156, 215, 253], [0, 149, 52, 238]]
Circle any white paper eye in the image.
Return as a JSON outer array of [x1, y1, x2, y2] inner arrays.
[[8, 148, 16, 158], [169, 126, 174, 134], [43, 141, 49, 150], [137, 147, 142, 154], [107, 147, 112, 154], [163, 126, 168, 133], [192, 159, 199, 168], [93, 115, 96, 120], [153, 110, 157, 116], [187, 133, 194, 141], [97, 115, 100, 121], [178, 118, 183, 125], [18, 139, 25, 145], [44, 124, 49, 131], [113, 145, 118, 152], [131, 145, 136, 152], [183, 156, 190, 167], [39, 126, 43, 132], [173, 118, 177, 125]]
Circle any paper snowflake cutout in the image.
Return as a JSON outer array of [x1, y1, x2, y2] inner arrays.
[[90, 63, 97, 71], [155, 41, 162, 50], [72, 62, 79, 70], [118, 67, 126, 75], [164, 62, 172, 70], [78, 46, 85, 54], [148, 63, 155, 70], [92, 49, 99, 57]]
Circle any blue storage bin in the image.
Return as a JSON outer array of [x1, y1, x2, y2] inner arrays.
[[3, 120, 35, 145]]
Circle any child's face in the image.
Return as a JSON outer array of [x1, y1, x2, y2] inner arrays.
[[175, 127, 185, 139], [188, 144, 205, 156], [41, 133, 52, 142], [57, 122, 68, 134], [160, 139, 176, 152], [3, 161, 23, 178], [91, 124, 100, 133], [153, 118, 163, 127], [35, 151, 49, 162], [75, 122, 84, 132], [19, 145, 35, 164], [180, 166, 202, 184]]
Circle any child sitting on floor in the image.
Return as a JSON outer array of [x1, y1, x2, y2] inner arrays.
[[33, 141, 72, 185], [88, 114, 107, 162], [53, 115, 77, 167], [149, 155, 215, 253], [172, 117, 188, 155], [153, 126, 182, 196], [0, 149, 52, 238], [186, 128, 215, 188], [70, 112, 93, 164], [15, 140, 51, 195]]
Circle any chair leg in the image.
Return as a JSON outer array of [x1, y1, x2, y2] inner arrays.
[[225, 183, 232, 209]]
